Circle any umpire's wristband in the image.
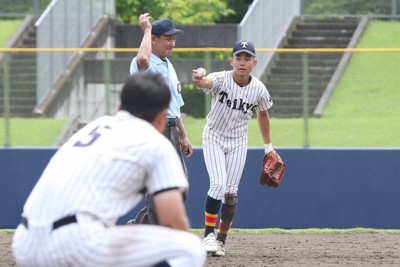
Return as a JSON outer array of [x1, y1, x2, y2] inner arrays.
[[264, 143, 273, 154]]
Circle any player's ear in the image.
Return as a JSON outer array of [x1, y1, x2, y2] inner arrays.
[[252, 58, 258, 66], [151, 35, 159, 44], [152, 108, 168, 133]]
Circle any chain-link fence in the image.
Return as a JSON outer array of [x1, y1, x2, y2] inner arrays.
[[1, 46, 400, 147], [1, 0, 400, 147]]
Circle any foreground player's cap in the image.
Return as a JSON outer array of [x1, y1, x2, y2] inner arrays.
[[152, 18, 183, 35], [232, 40, 256, 57]]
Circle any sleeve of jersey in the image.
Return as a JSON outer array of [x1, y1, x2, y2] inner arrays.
[[202, 71, 225, 94], [146, 141, 189, 195], [130, 58, 153, 75], [129, 57, 138, 75], [257, 85, 273, 111]]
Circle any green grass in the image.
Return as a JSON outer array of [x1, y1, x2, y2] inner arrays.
[[0, 19, 23, 47], [0, 229, 14, 234], [0, 118, 65, 146], [2, 228, 400, 234], [1, 20, 400, 147], [185, 116, 399, 148], [190, 228, 400, 234]]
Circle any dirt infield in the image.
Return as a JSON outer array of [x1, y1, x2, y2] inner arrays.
[[2, 231, 400, 266]]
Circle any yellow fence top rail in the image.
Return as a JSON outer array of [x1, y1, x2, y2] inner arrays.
[[1, 47, 400, 53]]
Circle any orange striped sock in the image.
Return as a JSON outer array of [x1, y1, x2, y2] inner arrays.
[[205, 211, 218, 227], [204, 195, 222, 237], [205, 211, 218, 235]]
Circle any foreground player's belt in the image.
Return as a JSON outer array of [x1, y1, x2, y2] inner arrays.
[[21, 215, 77, 231], [166, 118, 177, 127]]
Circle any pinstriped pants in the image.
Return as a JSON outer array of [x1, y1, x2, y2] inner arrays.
[[12, 213, 206, 267], [202, 127, 248, 201]]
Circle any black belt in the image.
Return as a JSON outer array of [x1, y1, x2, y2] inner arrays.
[[21, 215, 77, 231], [166, 118, 177, 127]]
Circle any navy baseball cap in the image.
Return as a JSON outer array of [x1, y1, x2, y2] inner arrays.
[[232, 40, 256, 57], [151, 19, 182, 36]]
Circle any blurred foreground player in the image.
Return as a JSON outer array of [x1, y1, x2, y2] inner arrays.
[[12, 73, 206, 267]]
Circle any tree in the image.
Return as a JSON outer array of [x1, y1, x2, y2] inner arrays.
[[116, 0, 235, 24], [216, 0, 254, 23], [302, 0, 397, 16]]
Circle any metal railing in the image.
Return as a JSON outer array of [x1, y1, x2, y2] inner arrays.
[[238, 0, 301, 78]]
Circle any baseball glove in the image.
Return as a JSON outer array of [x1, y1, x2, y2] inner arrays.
[[259, 150, 286, 187]]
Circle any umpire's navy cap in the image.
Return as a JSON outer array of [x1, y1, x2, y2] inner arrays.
[[152, 19, 182, 36], [232, 40, 256, 57]]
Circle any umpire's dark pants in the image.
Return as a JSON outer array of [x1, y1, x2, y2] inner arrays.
[[134, 118, 188, 225]]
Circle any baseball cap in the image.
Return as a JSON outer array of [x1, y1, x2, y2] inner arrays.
[[232, 40, 256, 57], [151, 18, 182, 36]]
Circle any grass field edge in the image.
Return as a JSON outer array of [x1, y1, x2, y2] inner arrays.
[[2, 228, 400, 235], [190, 228, 400, 234]]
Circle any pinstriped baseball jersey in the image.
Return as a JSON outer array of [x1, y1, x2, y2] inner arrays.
[[201, 70, 273, 200], [203, 70, 273, 138], [22, 110, 188, 225], [12, 110, 206, 267]]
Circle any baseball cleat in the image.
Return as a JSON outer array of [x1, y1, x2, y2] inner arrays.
[[126, 219, 136, 225], [203, 233, 218, 253], [212, 240, 225, 257]]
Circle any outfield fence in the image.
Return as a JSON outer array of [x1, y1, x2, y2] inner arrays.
[[1, 147, 400, 229]]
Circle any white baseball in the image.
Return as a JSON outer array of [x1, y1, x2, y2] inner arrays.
[[196, 67, 206, 78]]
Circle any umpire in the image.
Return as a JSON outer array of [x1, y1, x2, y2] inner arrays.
[[129, 13, 192, 224]]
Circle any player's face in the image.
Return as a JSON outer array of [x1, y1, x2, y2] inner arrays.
[[230, 53, 257, 75], [152, 35, 177, 59]]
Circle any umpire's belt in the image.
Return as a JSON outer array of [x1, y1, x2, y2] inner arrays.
[[21, 215, 77, 231], [166, 118, 177, 127]]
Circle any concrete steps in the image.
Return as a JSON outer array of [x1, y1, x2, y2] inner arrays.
[[0, 21, 37, 117], [0, 16, 361, 119], [263, 18, 359, 118]]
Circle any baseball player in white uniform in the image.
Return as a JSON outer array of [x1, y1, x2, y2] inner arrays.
[[12, 73, 206, 267], [192, 40, 274, 257]]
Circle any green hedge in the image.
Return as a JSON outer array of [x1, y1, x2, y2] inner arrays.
[[181, 84, 205, 118]]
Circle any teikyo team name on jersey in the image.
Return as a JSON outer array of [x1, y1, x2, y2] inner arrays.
[[218, 91, 257, 114]]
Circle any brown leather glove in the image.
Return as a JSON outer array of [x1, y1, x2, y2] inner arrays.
[[259, 150, 286, 188]]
